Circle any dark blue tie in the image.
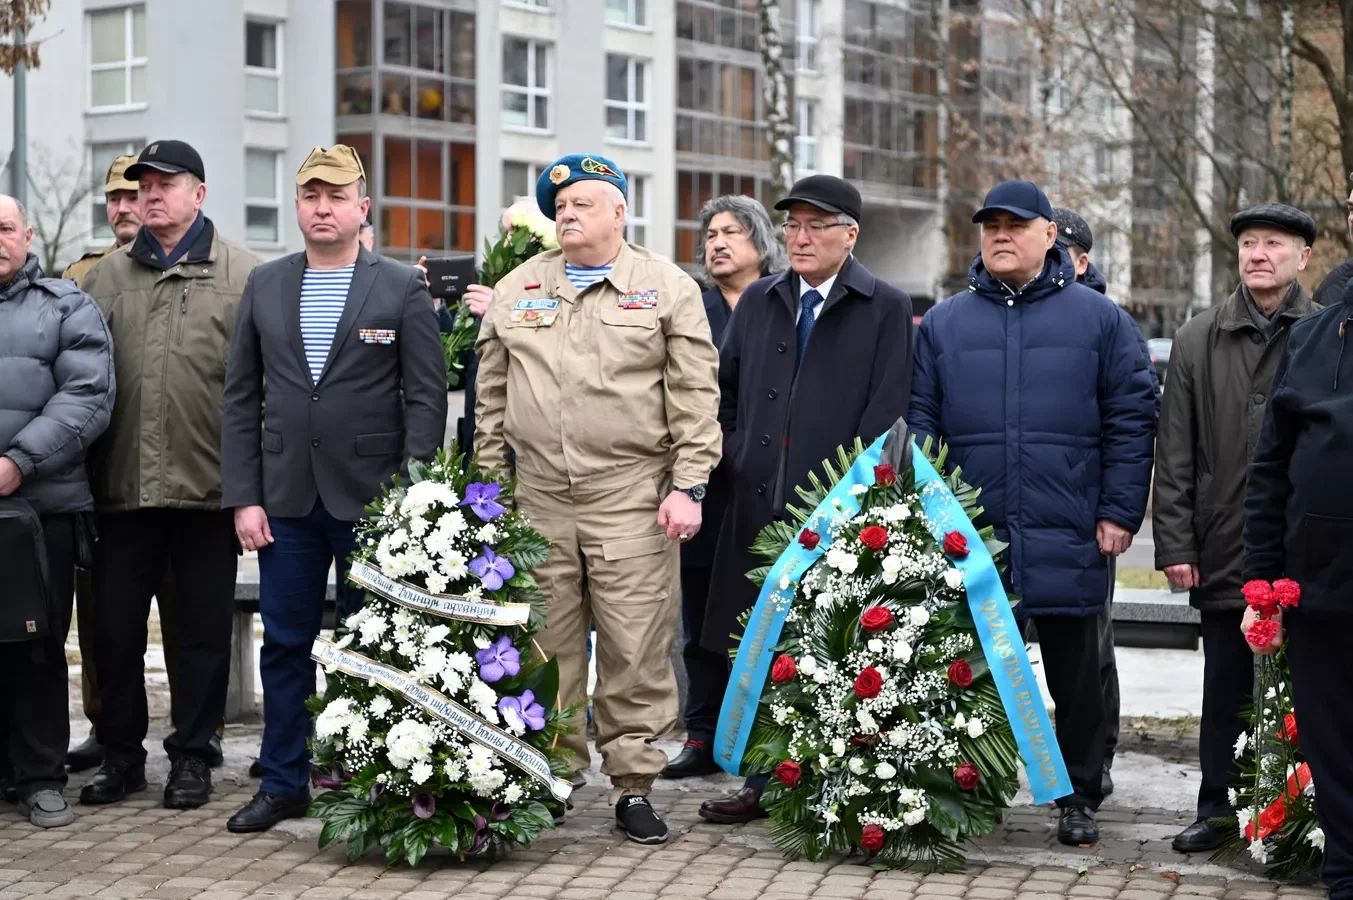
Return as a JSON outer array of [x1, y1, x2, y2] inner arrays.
[[796, 289, 821, 371]]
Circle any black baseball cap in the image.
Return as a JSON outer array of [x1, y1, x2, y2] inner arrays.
[[1051, 207, 1094, 252], [774, 174, 863, 223], [973, 179, 1054, 223], [1229, 203, 1317, 246], [126, 139, 206, 182]]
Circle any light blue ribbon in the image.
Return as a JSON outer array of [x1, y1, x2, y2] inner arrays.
[[715, 435, 1071, 807], [911, 448, 1071, 805], [715, 432, 888, 775]]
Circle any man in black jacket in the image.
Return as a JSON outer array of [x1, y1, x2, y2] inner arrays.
[[1312, 182, 1352, 309], [0, 195, 115, 827], [1244, 279, 1353, 900], [221, 146, 446, 833], [698, 175, 914, 823]]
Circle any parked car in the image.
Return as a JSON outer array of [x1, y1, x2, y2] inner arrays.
[[1147, 337, 1173, 385]]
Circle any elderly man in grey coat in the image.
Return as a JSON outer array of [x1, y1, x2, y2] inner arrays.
[[0, 194, 116, 828]]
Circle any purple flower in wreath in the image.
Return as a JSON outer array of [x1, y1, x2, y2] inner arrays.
[[475, 634, 521, 683], [498, 689, 547, 732], [469, 545, 515, 592], [412, 792, 436, 820], [462, 482, 506, 522]]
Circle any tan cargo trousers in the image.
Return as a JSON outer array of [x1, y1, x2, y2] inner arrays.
[[516, 475, 679, 804]]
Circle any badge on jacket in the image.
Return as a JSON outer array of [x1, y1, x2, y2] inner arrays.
[[510, 297, 561, 327], [359, 327, 397, 345], [618, 290, 658, 310]]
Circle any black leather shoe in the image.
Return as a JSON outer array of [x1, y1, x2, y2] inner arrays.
[[662, 740, 721, 779], [698, 787, 768, 824], [164, 757, 212, 809], [1057, 806, 1099, 846], [226, 791, 311, 833], [1172, 819, 1232, 853], [249, 759, 263, 778], [205, 735, 224, 769], [1101, 764, 1114, 798], [66, 735, 105, 773], [0, 775, 15, 803], [79, 760, 147, 805]]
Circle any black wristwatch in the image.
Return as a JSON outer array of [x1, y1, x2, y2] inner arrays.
[[677, 484, 707, 503]]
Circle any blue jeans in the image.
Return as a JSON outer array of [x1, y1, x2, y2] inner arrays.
[[257, 500, 363, 798]]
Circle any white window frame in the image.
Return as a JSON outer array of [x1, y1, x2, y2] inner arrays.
[[795, 98, 819, 172], [244, 19, 284, 118], [605, 0, 648, 28], [244, 149, 284, 247], [625, 174, 649, 245], [796, 0, 821, 73], [605, 54, 649, 145], [503, 0, 552, 10], [87, 5, 148, 112], [89, 140, 140, 244], [501, 37, 552, 133]]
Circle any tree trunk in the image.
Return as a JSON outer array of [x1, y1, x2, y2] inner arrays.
[[1275, 0, 1294, 203], [934, 0, 952, 299], [757, 0, 795, 202]]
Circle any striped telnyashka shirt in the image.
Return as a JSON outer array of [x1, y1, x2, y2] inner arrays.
[[299, 264, 355, 382], [564, 262, 613, 293]]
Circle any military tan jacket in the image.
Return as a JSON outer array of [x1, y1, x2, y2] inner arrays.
[[82, 219, 259, 512], [474, 242, 720, 495], [61, 244, 116, 287]]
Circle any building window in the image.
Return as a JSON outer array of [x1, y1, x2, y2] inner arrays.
[[368, 3, 475, 122], [381, 139, 476, 256], [625, 175, 649, 246], [88, 6, 147, 110], [504, 0, 550, 8], [90, 141, 139, 243], [796, 0, 821, 72], [605, 55, 648, 143], [245, 21, 283, 115], [795, 98, 818, 171], [502, 37, 551, 130], [501, 160, 545, 207], [676, 57, 764, 161], [245, 150, 282, 245], [605, 0, 647, 26]]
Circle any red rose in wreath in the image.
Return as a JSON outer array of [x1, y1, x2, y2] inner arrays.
[[873, 464, 897, 487], [860, 606, 895, 632], [859, 525, 889, 552], [947, 659, 974, 688], [1273, 578, 1302, 609], [1245, 618, 1281, 648], [770, 654, 798, 683], [774, 759, 802, 788], [943, 531, 969, 558], [798, 528, 821, 550], [859, 823, 886, 851], [854, 666, 883, 699], [954, 762, 981, 791]]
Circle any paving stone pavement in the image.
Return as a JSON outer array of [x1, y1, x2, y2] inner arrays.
[[0, 770, 1327, 900]]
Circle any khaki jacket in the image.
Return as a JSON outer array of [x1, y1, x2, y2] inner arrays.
[[475, 242, 720, 495], [61, 244, 117, 287], [1152, 283, 1319, 609], [82, 219, 259, 512]]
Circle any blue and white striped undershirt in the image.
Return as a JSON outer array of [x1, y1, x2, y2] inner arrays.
[[564, 262, 613, 292], [299, 264, 355, 382]]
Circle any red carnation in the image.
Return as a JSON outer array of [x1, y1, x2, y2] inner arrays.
[[859, 823, 886, 852], [1246, 618, 1281, 649], [854, 666, 883, 699], [954, 762, 981, 791], [1273, 578, 1302, 609], [860, 606, 895, 632], [859, 525, 889, 552], [770, 654, 798, 684], [774, 759, 802, 788], [947, 659, 974, 688], [943, 531, 969, 558], [1242, 580, 1279, 615], [874, 464, 897, 487], [1282, 712, 1299, 746], [798, 528, 821, 550]]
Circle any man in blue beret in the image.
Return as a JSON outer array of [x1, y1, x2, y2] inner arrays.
[[474, 153, 721, 844]]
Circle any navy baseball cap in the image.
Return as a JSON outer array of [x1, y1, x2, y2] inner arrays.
[[126, 139, 206, 182], [973, 180, 1055, 223]]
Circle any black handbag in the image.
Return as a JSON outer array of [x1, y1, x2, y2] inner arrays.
[[0, 497, 51, 642]]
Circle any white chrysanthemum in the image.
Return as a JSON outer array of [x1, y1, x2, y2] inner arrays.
[[440, 551, 469, 580], [410, 761, 433, 785], [439, 510, 469, 537], [315, 698, 357, 740], [369, 695, 392, 717], [876, 762, 897, 780], [344, 606, 372, 630], [443, 758, 465, 781], [446, 652, 474, 674], [504, 783, 524, 804], [424, 624, 451, 646], [439, 667, 464, 695], [333, 633, 354, 650], [1308, 827, 1325, 850], [501, 705, 527, 735], [1227, 788, 1239, 807], [386, 719, 436, 769], [420, 646, 449, 675], [1248, 839, 1268, 863], [1234, 730, 1250, 759], [426, 573, 449, 594], [409, 516, 431, 538], [468, 679, 500, 723], [475, 524, 498, 543], [346, 718, 369, 742], [357, 614, 388, 647]]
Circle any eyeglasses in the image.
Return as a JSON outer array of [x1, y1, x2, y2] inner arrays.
[[781, 221, 851, 238]]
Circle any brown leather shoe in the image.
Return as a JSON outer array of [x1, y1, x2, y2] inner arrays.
[[698, 787, 768, 824]]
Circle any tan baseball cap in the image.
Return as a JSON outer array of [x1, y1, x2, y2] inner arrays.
[[104, 155, 139, 193], [295, 144, 366, 187]]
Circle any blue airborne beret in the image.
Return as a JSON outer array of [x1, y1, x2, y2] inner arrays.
[[535, 153, 628, 220]]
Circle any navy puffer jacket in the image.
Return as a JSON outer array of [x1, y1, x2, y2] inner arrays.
[[908, 246, 1158, 616]]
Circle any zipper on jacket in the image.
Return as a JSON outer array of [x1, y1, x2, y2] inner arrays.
[[176, 286, 188, 342]]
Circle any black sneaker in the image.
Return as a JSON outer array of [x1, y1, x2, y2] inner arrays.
[[615, 795, 669, 845], [164, 757, 212, 809]]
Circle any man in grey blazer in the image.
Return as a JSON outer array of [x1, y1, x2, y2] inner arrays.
[[220, 145, 446, 832]]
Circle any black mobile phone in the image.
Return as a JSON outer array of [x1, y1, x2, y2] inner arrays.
[[423, 255, 478, 301]]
